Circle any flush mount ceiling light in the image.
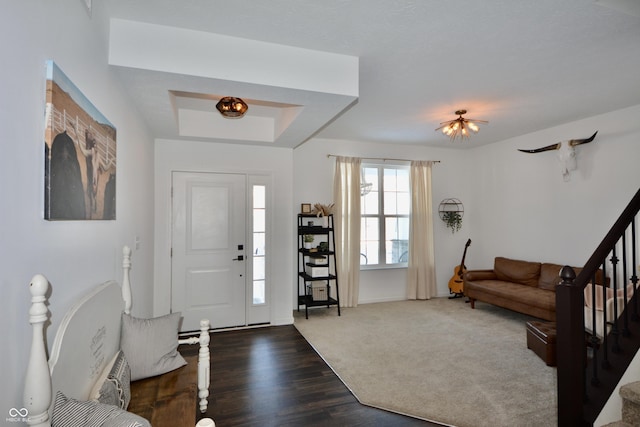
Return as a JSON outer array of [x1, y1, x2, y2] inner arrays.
[[435, 109, 487, 141], [216, 96, 248, 118]]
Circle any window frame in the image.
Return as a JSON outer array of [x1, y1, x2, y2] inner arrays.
[[360, 163, 410, 270]]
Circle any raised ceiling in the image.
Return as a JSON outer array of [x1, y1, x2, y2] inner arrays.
[[104, 0, 640, 149]]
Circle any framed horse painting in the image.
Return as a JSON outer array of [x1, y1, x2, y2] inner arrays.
[[44, 60, 116, 220]]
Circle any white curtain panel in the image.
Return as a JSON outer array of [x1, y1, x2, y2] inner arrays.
[[407, 161, 437, 299], [333, 156, 361, 307]]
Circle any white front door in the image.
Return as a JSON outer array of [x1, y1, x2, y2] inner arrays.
[[171, 172, 246, 331]]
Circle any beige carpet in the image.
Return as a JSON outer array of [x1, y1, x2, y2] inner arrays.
[[293, 298, 557, 427]]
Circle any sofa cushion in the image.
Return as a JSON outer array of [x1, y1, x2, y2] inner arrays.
[[539, 264, 608, 290], [466, 279, 556, 313], [538, 263, 563, 291], [494, 257, 541, 287]]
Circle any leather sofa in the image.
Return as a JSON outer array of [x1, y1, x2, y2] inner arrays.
[[463, 257, 605, 321]]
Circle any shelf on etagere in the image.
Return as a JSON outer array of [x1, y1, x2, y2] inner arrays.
[[298, 272, 337, 281], [298, 295, 339, 306], [298, 226, 332, 234]]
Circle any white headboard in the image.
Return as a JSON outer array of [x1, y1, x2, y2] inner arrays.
[[23, 246, 133, 426], [23, 246, 211, 427], [48, 281, 123, 400]]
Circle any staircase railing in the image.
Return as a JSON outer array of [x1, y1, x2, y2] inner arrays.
[[557, 187, 640, 426]]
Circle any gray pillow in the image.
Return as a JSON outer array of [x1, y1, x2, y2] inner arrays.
[[51, 391, 150, 427], [120, 312, 186, 381], [95, 350, 131, 409]]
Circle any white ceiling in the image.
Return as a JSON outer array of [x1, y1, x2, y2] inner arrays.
[[103, 0, 640, 149]]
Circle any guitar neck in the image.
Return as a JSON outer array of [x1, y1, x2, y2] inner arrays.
[[459, 239, 471, 270]]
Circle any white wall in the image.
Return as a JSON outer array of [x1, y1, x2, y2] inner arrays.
[[468, 105, 640, 270], [1, 0, 155, 416], [293, 105, 640, 305], [293, 138, 476, 303], [154, 139, 294, 326], [3, 0, 639, 417]]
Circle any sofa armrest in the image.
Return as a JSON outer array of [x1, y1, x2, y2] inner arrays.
[[464, 270, 498, 281]]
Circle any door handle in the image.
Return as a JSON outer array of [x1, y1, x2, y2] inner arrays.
[[233, 255, 244, 261]]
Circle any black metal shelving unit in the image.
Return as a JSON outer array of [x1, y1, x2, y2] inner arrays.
[[297, 214, 340, 319]]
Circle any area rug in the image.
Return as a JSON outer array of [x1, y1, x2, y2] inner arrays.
[[293, 298, 557, 427]]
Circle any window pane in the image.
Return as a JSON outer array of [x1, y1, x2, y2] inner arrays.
[[253, 185, 265, 208], [360, 217, 379, 265], [397, 169, 409, 189], [386, 217, 409, 264], [253, 280, 265, 304], [361, 240, 379, 265], [362, 167, 379, 214], [398, 216, 410, 240], [362, 217, 379, 241], [253, 256, 265, 280], [362, 190, 379, 214], [397, 191, 410, 215], [384, 168, 397, 191], [363, 167, 378, 191], [253, 209, 265, 232], [253, 232, 265, 256], [384, 191, 397, 215]]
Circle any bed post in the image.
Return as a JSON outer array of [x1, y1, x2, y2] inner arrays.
[[177, 319, 211, 412], [23, 274, 52, 427], [198, 319, 211, 413], [122, 246, 132, 315]]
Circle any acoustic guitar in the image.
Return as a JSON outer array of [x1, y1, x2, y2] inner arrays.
[[448, 238, 471, 299]]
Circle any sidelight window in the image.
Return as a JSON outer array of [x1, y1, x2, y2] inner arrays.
[[252, 185, 266, 304]]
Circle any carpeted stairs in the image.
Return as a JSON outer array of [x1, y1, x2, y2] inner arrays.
[[604, 381, 640, 426]]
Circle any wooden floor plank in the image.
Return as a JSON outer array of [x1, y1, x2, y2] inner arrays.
[[129, 355, 198, 426], [181, 325, 443, 427]]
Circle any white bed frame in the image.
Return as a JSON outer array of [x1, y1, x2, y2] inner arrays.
[[23, 246, 212, 427]]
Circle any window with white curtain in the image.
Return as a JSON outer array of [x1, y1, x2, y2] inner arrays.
[[360, 164, 410, 268]]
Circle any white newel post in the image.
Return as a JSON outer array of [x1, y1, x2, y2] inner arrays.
[[198, 319, 211, 413], [23, 274, 52, 427], [122, 246, 132, 315]]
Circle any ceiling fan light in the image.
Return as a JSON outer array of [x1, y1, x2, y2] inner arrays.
[[435, 109, 487, 142]]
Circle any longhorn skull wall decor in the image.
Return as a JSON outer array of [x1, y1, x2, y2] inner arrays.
[[518, 131, 598, 181]]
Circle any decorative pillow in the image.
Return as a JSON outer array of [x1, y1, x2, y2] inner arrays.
[[51, 391, 150, 427], [120, 312, 186, 381], [494, 257, 541, 287], [89, 350, 131, 409], [538, 263, 564, 291]]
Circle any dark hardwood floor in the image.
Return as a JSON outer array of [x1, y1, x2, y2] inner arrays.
[[182, 325, 443, 427]]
